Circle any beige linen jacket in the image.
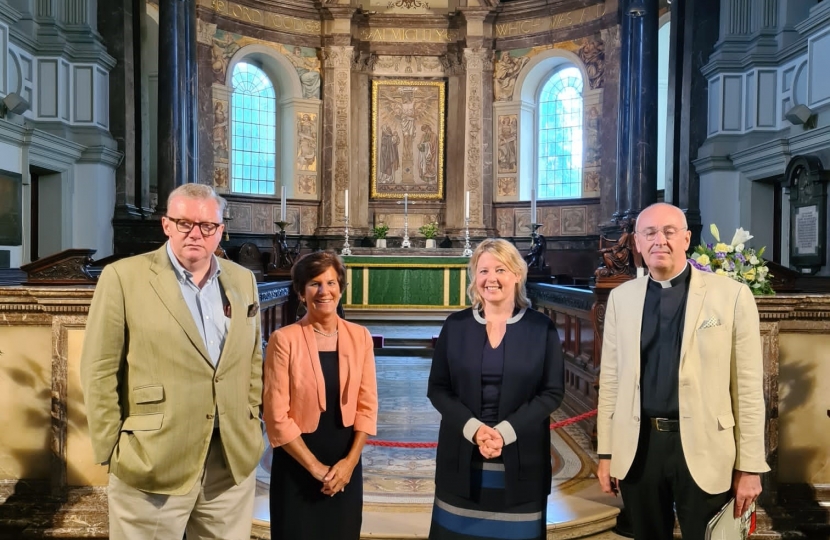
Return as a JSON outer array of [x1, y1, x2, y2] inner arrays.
[[597, 267, 769, 494]]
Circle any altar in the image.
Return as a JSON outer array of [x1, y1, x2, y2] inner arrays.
[[342, 250, 471, 311]]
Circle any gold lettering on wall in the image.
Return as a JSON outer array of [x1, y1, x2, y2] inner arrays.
[[202, 0, 321, 36], [358, 27, 458, 43], [494, 3, 607, 38]]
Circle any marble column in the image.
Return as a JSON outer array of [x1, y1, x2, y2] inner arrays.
[[665, 0, 720, 246], [99, 0, 141, 217], [613, 7, 632, 223], [317, 45, 354, 235], [156, 0, 197, 214], [623, 0, 659, 219]]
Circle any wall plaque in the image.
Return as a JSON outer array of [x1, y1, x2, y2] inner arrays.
[[785, 155, 828, 274], [0, 171, 22, 246]]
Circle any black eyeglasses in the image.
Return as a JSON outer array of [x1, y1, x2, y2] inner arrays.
[[637, 226, 687, 241], [166, 217, 223, 237]]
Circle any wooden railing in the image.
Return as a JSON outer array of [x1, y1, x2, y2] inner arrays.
[[527, 283, 599, 446], [256, 281, 293, 340]]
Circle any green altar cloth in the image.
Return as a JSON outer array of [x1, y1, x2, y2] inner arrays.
[[342, 256, 470, 309]]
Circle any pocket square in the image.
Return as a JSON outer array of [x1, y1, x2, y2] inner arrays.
[[698, 316, 721, 330], [247, 302, 259, 317]]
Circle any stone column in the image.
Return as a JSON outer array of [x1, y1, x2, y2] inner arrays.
[[99, 0, 142, 217], [613, 6, 632, 223], [665, 0, 719, 246], [623, 0, 659, 219], [317, 45, 354, 235], [459, 47, 493, 235], [156, 0, 196, 214]]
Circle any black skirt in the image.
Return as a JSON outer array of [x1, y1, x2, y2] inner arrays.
[[270, 350, 363, 540]]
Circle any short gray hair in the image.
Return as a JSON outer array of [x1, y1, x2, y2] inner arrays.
[[167, 184, 227, 215]]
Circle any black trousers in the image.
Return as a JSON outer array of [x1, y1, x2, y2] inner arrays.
[[619, 423, 730, 540]]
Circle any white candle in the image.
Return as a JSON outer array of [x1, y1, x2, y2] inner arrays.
[[464, 191, 470, 220], [280, 186, 286, 221], [404, 193, 408, 214], [344, 189, 349, 219], [530, 188, 537, 224]]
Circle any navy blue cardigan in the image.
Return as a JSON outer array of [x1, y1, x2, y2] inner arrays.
[[427, 307, 565, 506]]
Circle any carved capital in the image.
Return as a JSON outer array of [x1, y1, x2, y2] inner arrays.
[[463, 47, 493, 72], [322, 46, 355, 69]]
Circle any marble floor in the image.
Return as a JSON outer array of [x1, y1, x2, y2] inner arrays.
[[251, 346, 624, 539]]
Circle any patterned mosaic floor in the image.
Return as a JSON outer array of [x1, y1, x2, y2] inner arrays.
[[256, 355, 601, 510]]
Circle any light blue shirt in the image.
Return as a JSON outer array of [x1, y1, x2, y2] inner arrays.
[[166, 242, 229, 367]]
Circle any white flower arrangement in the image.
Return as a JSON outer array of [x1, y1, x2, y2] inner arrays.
[[688, 224, 774, 295]]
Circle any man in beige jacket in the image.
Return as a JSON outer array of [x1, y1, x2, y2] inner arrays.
[[81, 184, 264, 540], [597, 203, 768, 539]]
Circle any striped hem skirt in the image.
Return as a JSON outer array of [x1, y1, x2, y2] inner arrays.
[[428, 461, 546, 540]]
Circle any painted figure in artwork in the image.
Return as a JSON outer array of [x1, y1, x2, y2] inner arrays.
[[417, 123, 438, 183], [287, 46, 321, 100], [379, 125, 400, 184]]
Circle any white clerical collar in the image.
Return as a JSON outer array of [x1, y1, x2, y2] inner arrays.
[[649, 263, 689, 289]]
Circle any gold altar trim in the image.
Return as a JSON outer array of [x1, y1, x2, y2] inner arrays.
[[357, 27, 458, 43], [494, 2, 611, 38], [201, 0, 322, 36], [363, 268, 370, 306], [443, 268, 451, 306], [346, 267, 353, 305]]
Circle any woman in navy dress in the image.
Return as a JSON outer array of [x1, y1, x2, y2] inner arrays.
[[427, 238, 565, 540]]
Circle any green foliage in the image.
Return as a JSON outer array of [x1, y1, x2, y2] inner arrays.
[[418, 222, 439, 239], [372, 224, 389, 239]]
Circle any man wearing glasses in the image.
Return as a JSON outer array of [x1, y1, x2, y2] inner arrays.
[[596, 202, 768, 539], [81, 184, 264, 539]]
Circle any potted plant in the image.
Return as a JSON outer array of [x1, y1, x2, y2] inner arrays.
[[419, 221, 439, 248], [372, 223, 389, 248]]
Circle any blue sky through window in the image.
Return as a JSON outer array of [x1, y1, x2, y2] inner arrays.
[[231, 62, 276, 195], [538, 66, 583, 199]]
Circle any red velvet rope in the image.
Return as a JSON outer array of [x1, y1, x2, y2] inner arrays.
[[365, 409, 598, 448]]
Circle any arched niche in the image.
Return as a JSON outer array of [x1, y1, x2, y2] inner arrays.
[[220, 44, 321, 200], [495, 48, 599, 203]]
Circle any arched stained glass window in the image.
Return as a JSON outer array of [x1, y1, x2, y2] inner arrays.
[[231, 62, 276, 195], [537, 66, 583, 199]]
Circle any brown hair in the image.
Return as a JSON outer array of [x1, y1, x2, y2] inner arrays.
[[467, 238, 529, 309], [291, 250, 347, 297]]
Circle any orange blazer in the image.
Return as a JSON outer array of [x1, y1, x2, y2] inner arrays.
[[263, 316, 378, 447]]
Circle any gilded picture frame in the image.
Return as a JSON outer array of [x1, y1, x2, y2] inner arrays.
[[371, 79, 445, 200]]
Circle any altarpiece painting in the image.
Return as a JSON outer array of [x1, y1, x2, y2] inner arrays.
[[371, 79, 445, 200]]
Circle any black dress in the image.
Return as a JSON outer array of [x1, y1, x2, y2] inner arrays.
[[270, 350, 363, 539]]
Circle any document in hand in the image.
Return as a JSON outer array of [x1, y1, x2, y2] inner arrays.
[[705, 498, 756, 540]]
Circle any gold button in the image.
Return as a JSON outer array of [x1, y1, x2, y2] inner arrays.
[[206, 414, 214, 419]]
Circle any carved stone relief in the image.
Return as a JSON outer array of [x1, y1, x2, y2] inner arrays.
[[212, 98, 229, 163], [497, 114, 518, 173], [296, 112, 317, 172], [494, 51, 529, 101], [297, 174, 317, 195], [497, 177, 517, 196], [576, 37, 605, 89], [356, 54, 446, 76]]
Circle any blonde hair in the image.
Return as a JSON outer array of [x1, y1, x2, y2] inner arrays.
[[167, 184, 227, 215], [467, 238, 530, 310]]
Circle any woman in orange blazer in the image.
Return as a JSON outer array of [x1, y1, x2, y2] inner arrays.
[[263, 251, 378, 540]]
